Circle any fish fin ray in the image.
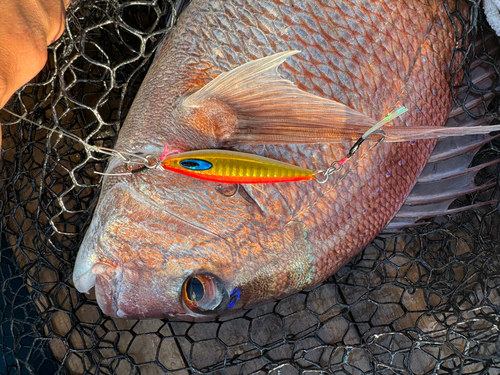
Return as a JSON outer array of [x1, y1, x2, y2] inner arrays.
[[182, 51, 378, 145], [387, 48, 500, 233], [383, 200, 496, 232], [383, 124, 500, 142]]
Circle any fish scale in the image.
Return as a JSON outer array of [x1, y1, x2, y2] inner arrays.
[[73, 0, 469, 319]]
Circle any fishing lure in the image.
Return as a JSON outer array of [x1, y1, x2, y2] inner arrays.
[[160, 149, 316, 184]]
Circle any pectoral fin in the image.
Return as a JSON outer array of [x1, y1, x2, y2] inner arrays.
[[182, 51, 378, 145]]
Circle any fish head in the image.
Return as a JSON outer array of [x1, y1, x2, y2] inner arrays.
[[74, 156, 316, 320]]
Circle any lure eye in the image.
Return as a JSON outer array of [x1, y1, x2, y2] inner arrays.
[[182, 274, 230, 314], [179, 159, 212, 171]]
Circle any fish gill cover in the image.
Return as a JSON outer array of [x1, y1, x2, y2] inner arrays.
[[0, 0, 499, 374]]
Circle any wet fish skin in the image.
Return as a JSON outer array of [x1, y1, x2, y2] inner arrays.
[[73, 0, 467, 319]]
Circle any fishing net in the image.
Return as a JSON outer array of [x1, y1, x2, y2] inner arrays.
[[0, 0, 499, 373]]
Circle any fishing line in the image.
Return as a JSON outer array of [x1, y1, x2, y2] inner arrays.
[[1, 108, 154, 170]]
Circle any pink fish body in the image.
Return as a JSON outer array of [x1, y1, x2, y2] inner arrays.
[[73, 0, 469, 319]]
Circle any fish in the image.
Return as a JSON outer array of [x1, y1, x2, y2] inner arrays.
[[72, 0, 482, 320]]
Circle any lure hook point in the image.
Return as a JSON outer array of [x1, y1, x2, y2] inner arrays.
[[371, 130, 386, 148]]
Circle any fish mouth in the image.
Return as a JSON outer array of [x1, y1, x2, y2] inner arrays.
[[73, 266, 97, 294], [91, 262, 182, 319], [74, 263, 128, 318], [92, 263, 123, 317]]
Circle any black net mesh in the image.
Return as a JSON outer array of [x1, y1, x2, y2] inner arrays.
[[0, 0, 499, 374]]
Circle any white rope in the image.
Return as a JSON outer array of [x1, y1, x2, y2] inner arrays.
[[484, 0, 500, 36]]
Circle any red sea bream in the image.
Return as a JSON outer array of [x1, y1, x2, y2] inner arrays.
[[73, 0, 475, 319]]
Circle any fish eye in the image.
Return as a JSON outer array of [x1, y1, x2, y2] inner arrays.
[[179, 159, 212, 171], [186, 276, 204, 302], [181, 274, 230, 314]]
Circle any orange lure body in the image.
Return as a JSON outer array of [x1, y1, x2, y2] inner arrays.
[[160, 149, 316, 184]]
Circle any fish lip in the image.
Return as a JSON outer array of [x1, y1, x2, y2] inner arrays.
[[73, 266, 97, 293], [92, 262, 123, 317]]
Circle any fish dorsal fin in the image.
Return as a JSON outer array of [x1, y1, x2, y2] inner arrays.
[[182, 51, 378, 145]]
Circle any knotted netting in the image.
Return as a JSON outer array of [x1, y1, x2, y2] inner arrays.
[[0, 0, 499, 374]]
